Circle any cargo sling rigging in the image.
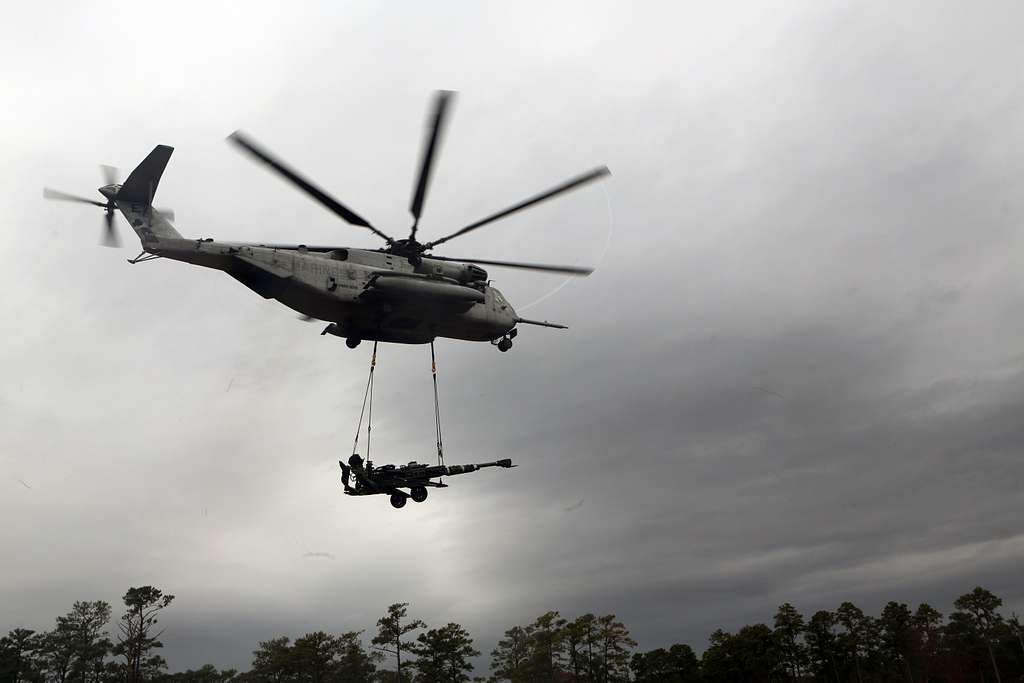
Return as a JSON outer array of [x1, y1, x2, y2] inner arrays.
[[350, 341, 445, 467]]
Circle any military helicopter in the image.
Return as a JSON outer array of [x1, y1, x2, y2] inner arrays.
[[43, 91, 610, 352]]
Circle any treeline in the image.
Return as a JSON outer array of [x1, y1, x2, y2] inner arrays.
[[1, 586, 175, 683], [3, 586, 1024, 682]]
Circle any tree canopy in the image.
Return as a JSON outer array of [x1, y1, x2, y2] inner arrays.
[[4, 585, 1024, 683]]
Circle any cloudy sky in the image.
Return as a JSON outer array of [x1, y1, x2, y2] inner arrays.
[[3, 0, 1024, 671]]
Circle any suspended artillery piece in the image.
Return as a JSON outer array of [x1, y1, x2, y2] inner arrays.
[[339, 454, 515, 508]]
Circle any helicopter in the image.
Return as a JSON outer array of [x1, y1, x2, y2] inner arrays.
[[43, 91, 610, 352]]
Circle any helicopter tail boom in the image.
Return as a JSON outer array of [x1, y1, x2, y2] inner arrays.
[[116, 145, 183, 244]]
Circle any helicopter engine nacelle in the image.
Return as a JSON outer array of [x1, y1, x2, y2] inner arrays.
[[421, 258, 487, 284], [463, 264, 488, 282], [372, 276, 485, 303]]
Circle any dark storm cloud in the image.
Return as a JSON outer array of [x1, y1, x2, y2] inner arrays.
[[3, 0, 1024, 672]]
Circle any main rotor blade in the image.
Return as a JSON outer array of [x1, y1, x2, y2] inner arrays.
[[100, 164, 119, 186], [409, 90, 455, 240], [227, 131, 394, 244], [424, 166, 611, 249], [101, 211, 120, 248], [427, 254, 593, 276], [43, 188, 106, 207]]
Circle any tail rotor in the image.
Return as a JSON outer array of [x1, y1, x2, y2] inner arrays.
[[43, 164, 124, 248]]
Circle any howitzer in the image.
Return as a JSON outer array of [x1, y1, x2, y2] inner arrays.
[[339, 454, 515, 508]]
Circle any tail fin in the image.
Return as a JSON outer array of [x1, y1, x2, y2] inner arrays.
[[116, 145, 182, 243], [118, 145, 173, 203]]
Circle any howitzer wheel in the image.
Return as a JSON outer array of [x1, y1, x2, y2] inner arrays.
[[410, 486, 428, 503], [390, 493, 407, 509]]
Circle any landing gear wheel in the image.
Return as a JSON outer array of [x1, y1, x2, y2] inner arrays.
[[410, 486, 428, 503], [497, 337, 512, 353], [346, 337, 361, 349], [390, 493, 407, 509]]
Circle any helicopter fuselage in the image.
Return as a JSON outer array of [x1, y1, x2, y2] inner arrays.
[[137, 229, 518, 345]]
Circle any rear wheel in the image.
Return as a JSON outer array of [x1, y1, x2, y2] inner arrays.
[[390, 493, 407, 509], [410, 486, 428, 503], [346, 337, 362, 349]]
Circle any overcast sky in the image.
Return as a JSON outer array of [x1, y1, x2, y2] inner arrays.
[[3, 0, 1024, 672]]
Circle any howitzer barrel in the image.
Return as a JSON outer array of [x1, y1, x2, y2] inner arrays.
[[443, 458, 514, 476]]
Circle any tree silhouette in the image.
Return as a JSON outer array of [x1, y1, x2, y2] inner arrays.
[[488, 626, 529, 683], [630, 643, 699, 682], [954, 586, 1005, 683], [836, 601, 870, 683], [113, 586, 174, 683], [411, 623, 479, 682], [524, 612, 565, 681], [595, 614, 635, 683], [0, 629, 41, 683], [879, 601, 914, 681], [773, 603, 806, 681], [804, 611, 840, 683], [371, 603, 424, 683], [912, 603, 943, 681]]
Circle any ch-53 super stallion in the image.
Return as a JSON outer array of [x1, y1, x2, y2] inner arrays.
[[43, 91, 610, 352]]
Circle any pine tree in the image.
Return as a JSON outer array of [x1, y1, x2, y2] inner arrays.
[[879, 602, 914, 681], [411, 623, 479, 683], [525, 612, 565, 681], [836, 602, 868, 683], [595, 615, 635, 683], [371, 603, 424, 683], [953, 587, 1005, 683], [488, 627, 530, 683], [804, 611, 840, 683], [0, 629, 41, 683], [773, 603, 806, 680], [113, 587, 175, 683]]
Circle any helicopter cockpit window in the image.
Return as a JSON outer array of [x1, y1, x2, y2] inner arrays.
[[330, 249, 349, 261]]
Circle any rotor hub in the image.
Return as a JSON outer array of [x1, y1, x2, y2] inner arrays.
[[388, 238, 427, 259], [98, 184, 120, 201]]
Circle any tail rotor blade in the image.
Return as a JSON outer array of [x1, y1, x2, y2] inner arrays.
[[101, 211, 121, 248], [43, 188, 107, 207], [100, 165, 119, 186]]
